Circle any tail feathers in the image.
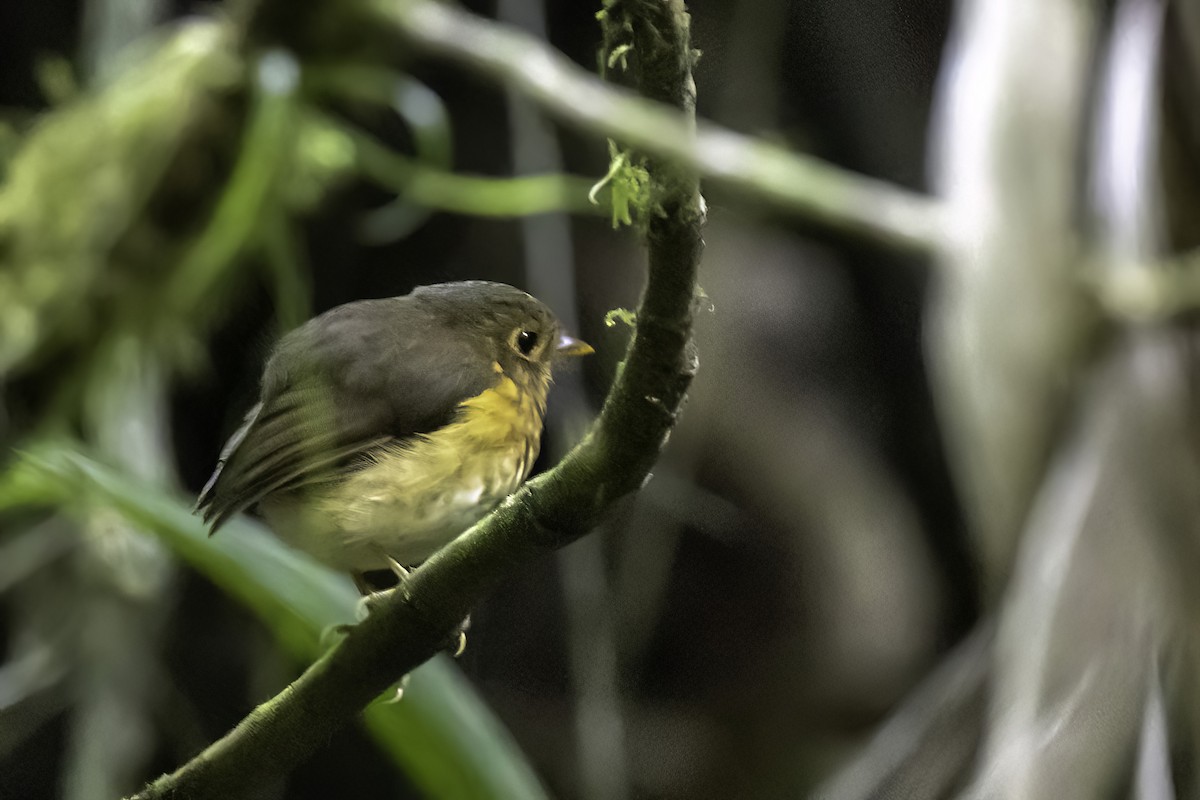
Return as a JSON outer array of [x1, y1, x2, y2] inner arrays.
[[194, 402, 265, 535], [194, 459, 239, 535]]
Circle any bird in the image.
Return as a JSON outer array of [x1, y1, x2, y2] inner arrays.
[[196, 281, 593, 595]]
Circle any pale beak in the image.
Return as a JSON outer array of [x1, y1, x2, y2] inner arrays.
[[556, 333, 594, 357]]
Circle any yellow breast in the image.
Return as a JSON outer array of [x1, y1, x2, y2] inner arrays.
[[263, 370, 550, 571], [455, 372, 547, 446]]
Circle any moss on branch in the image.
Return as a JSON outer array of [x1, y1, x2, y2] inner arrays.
[[373, 0, 941, 253]]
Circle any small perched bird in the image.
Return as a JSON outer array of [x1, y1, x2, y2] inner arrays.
[[197, 281, 592, 593]]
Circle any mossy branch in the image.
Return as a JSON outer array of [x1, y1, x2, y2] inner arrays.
[[370, 0, 940, 253], [127, 2, 702, 798]]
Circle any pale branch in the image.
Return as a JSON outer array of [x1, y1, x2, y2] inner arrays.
[[1090, 247, 1200, 321], [369, 0, 942, 254], [813, 624, 992, 800], [926, 0, 1101, 598], [127, 1, 702, 798]]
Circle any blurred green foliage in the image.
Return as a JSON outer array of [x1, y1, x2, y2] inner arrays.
[[0, 21, 244, 378], [0, 444, 550, 799], [0, 7, 612, 795]]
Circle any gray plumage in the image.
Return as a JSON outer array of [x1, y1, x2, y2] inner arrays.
[[195, 282, 565, 538]]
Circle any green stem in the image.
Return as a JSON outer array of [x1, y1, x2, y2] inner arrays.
[[373, 0, 941, 253], [341, 119, 605, 218]]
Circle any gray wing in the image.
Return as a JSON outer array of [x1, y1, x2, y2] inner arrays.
[[196, 297, 495, 532]]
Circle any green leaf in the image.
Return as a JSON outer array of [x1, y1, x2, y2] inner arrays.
[[9, 445, 549, 800]]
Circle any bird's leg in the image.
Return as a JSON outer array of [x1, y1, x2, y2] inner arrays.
[[385, 556, 410, 581], [353, 557, 412, 620], [354, 557, 469, 657], [384, 555, 468, 656], [322, 572, 383, 642], [384, 674, 412, 704], [379, 555, 466, 655]]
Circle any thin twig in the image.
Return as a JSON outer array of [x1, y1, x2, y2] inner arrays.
[[1091, 248, 1200, 321], [812, 624, 992, 800], [370, 0, 941, 254]]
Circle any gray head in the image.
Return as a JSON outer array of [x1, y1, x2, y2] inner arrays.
[[411, 281, 592, 385]]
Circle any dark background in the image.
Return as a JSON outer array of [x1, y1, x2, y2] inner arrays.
[[0, 0, 975, 797]]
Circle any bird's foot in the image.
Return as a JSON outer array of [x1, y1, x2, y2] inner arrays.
[[446, 614, 471, 658], [385, 556, 410, 581], [354, 594, 379, 622], [351, 558, 414, 620], [349, 563, 467, 657], [383, 673, 412, 704], [319, 622, 351, 651]]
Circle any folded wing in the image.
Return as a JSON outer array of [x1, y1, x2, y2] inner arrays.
[[196, 297, 494, 532]]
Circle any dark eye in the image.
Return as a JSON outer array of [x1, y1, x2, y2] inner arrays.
[[515, 330, 539, 356]]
